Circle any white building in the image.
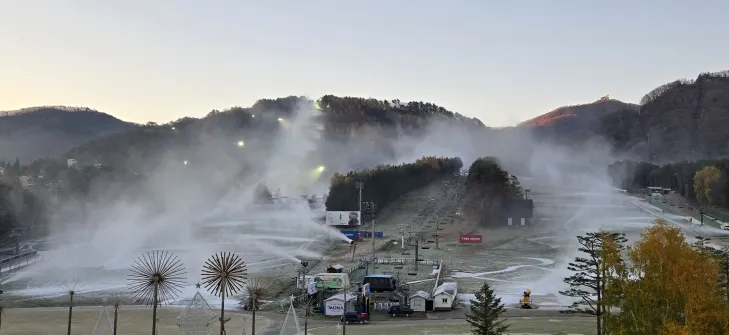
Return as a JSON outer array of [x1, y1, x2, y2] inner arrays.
[[0, 167, 4, 175], [18, 176, 34, 188], [409, 291, 430, 312], [433, 282, 457, 311], [323, 292, 357, 316], [67, 159, 77, 169]]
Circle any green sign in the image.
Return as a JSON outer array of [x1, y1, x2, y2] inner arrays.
[[314, 275, 344, 289]]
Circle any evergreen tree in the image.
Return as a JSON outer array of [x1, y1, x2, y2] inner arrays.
[[560, 231, 627, 335], [465, 282, 509, 335], [12, 158, 19, 175]]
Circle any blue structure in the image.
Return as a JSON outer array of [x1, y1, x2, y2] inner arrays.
[[363, 274, 396, 292]]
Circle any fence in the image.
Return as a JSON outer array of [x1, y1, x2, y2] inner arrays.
[[372, 258, 439, 266], [0, 250, 37, 265], [0, 252, 42, 276], [344, 261, 363, 274], [372, 301, 397, 311]]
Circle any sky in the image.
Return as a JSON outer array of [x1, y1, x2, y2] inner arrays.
[[1, 0, 728, 127]]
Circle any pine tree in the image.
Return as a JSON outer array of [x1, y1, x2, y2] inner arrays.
[[560, 231, 626, 335], [465, 282, 509, 335]]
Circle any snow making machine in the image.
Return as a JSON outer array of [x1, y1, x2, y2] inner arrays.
[[519, 289, 532, 309]]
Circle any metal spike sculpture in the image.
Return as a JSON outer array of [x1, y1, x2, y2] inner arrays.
[[201, 252, 247, 335], [129, 250, 186, 335], [61, 279, 84, 335], [110, 293, 123, 335], [242, 278, 269, 335], [296, 294, 316, 335]]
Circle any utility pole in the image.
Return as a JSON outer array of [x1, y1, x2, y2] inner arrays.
[[453, 171, 461, 205], [342, 288, 347, 335], [413, 238, 420, 271], [355, 182, 363, 213], [363, 202, 377, 263], [435, 216, 440, 249]]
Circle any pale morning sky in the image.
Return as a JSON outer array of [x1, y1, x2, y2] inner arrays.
[[1, 0, 727, 127]]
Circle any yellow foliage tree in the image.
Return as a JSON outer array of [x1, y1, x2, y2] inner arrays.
[[693, 166, 721, 205], [607, 219, 729, 335]]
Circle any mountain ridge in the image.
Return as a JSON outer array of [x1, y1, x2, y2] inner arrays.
[[6, 69, 729, 164], [0, 106, 138, 162]]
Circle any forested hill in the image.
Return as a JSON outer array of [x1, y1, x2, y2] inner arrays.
[[0, 106, 137, 162], [61, 95, 488, 172], [519, 70, 729, 162]]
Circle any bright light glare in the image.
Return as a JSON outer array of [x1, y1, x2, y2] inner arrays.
[[183, 160, 188, 166], [278, 117, 284, 122], [317, 165, 325, 173], [251, 114, 255, 118], [237, 140, 245, 147]]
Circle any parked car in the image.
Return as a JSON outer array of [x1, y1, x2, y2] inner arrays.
[[340, 312, 369, 324], [388, 305, 414, 317], [241, 299, 261, 311]]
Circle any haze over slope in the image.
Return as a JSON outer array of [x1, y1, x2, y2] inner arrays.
[[0, 106, 137, 162]]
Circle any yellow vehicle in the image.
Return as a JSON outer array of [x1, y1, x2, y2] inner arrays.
[[519, 289, 532, 309]]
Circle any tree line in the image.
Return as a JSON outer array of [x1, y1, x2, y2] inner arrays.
[[560, 219, 729, 334], [608, 159, 729, 209], [640, 70, 729, 106], [325, 156, 463, 214], [466, 219, 729, 335], [465, 157, 525, 224]]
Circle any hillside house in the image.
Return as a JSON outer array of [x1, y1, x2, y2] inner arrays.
[[433, 282, 457, 311], [323, 292, 357, 316], [0, 167, 4, 175], [67, 159, 77, 169], [408, 291, 430, 312]]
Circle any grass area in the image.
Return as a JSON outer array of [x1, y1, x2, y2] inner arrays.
[[646, 195, 723, 229], [0, 308, 272, 335], [308, 317, 596, 335]]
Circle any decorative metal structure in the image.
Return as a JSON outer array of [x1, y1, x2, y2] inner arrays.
[[91, 303, 113, 335], [242, 278, 269, 335], [278, 294, 301, 335], [61, 279, 84, 335], [109, 293, 123, 335], [177, 283, 217, 335], [296, 294, 316, 335], [201, 252, 247, 335], [129, 250, 186, 335]]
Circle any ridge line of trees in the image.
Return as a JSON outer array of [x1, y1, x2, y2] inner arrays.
[[608, 159, 729, 210], [325, 156, 463, 214]]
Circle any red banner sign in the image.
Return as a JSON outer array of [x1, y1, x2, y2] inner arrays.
[[459, 234, 483, 244]]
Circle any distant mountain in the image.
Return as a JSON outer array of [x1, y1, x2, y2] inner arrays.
[[61, 96, 489, 173], [519, 71, 729, 162], [519, 97, 639, 135], [0, 106, 137, 162]]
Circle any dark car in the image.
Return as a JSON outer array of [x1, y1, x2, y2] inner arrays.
[[241, 299, 261, 311], [388, 305, 414, 317], [340, 311, 369, 324]]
